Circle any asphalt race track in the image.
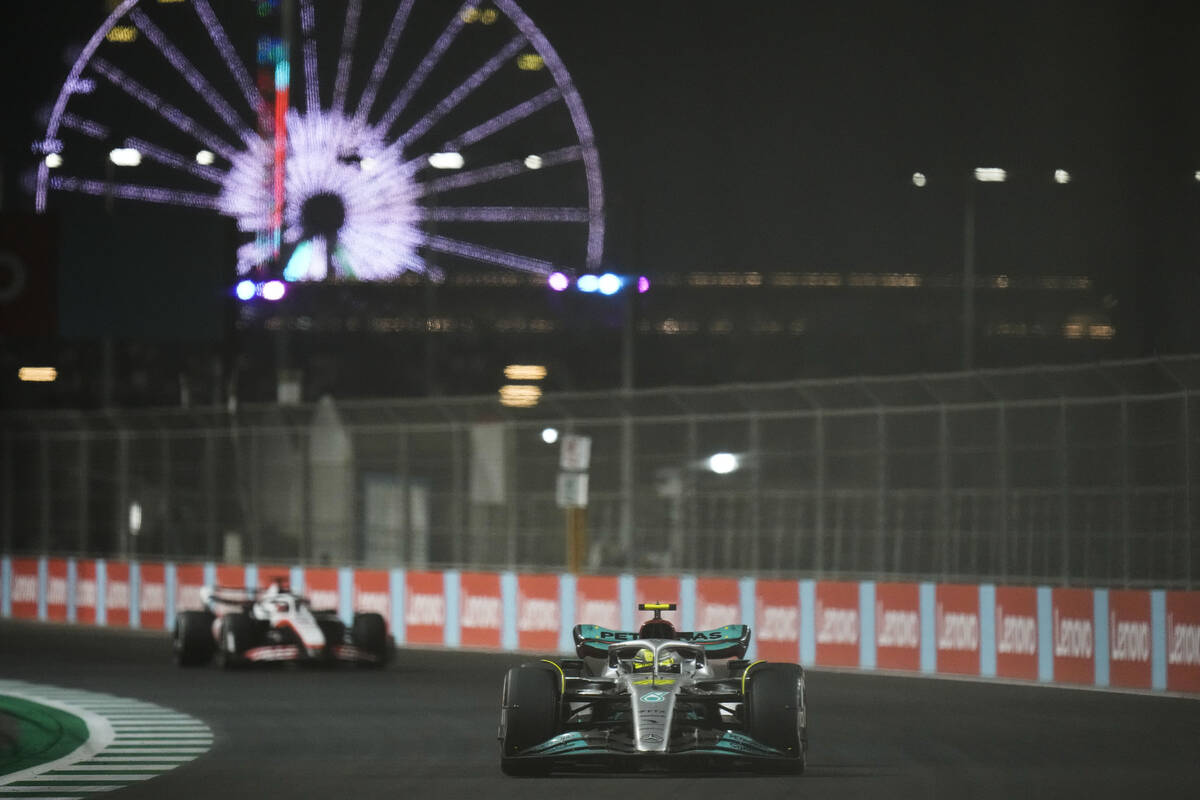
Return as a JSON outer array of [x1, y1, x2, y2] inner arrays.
[[2, 619, 1198, 799]]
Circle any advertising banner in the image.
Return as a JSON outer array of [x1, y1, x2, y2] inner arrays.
[[353, 569, 392, 627], [304, 568, 341, 613], [574, 575, 621, 631], [9, 558, 39, 620], [1107, 590, 1152, 689], [175, 564, 206, 612], [1166, 591, 1200, 693], [139, 562, 167, 631], [1051, 588, 1095, 685], [459, 572, 503, 648], [105, 561, 131, 628], [754, 579, 801, 662], [46, 559, 69, 622], [516, 574, 561, 652], [815, 581, 860, 668], [994, 586, 1038, 680], [936, 584, 981, 675], [75, 560, 98, 624], [634, 576, 681, 630], [874, 582, 921, 672], [256, 565, 293, 590], [404, 571, 446, 646], [215, 564, 245, 591], [694, 578, 741, 631]]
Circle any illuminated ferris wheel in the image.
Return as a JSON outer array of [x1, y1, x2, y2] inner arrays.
[[34, 0, 604, 285]]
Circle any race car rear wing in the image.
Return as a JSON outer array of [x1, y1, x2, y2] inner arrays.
[[573, 623, 750, 659]]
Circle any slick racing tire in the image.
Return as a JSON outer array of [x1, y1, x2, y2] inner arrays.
[[316, 617, 346, 664], [174, 610, 216, 667], [499, 666, 559, 777], [745, 662, 807, 774], [351, 612, 389, 667], [215, 612, 255, 670]]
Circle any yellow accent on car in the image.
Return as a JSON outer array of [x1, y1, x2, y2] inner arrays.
[[632, 678, 676, 686], [741, 659, 767, 694], [642, 603, 672, 610], [540, 659, 565, 694]]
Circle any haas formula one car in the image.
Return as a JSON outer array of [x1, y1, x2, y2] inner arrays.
[[498, 603, 807, 775], [173, 578, 391, 668]]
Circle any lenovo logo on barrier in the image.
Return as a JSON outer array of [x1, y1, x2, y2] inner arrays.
[[356, 591, 389, 617], [697, 603, 739, 632], [1109, 613, 1150, 663], [47, 577, 68, 607], [936, 606, 979, 651], [876, 607, 919, 649], [518, 597, 559, 632], [140, 583, 166, 613], [461, 595, 502, 629], [579, 599, 619, 629], [758, 606, 799, 642], [996, 606, 1037, 656], [11, 575, 38, 604], [1168, 615, 1200, 666], [407, 593, 445, 626], [816, 605, 858, 645], [1053, 611, 1093, 659]]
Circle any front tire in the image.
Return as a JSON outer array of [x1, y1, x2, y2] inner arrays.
[[351, 612, 389, 667], [745, 662, 807, 773], [214, 612, 256, 670], [173, 610, 215, 667], [499, 666, 559, 776]]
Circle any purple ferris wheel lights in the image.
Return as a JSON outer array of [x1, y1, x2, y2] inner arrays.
[[376, 1, 473, 132], [191, 0, 264, 120], [547, 272, 569, 291], [332, 0, 363, 114], [444, 87, 560, 151], [354, 0, 416, 125]]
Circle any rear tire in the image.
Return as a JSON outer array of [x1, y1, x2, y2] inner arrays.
[[745, 662, 807, 773], [351, 613, 389, 667], [214, 613, 256, 670], [173, 610, 215, 667], [499, 665, 559, 776]]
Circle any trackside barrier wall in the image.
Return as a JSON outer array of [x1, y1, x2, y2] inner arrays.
[[3, 555, 1199, 695]]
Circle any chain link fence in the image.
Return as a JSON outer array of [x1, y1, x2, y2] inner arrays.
[[3, 356, 1198, 588]]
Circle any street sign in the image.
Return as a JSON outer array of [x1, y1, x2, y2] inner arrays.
[[556, 472, 589, 509], [559, 435, 592, 471]]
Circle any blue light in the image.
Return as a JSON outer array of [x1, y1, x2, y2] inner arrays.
[[598, 272, 622, 295], [577, 274, 599, 293], [235, 280, 257, 301]]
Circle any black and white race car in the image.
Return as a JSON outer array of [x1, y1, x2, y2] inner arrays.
[[173, 578, 390, 668], [498, 603, 807, 774]]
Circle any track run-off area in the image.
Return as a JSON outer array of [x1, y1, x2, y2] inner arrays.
[[1, 619, 1198, 799]]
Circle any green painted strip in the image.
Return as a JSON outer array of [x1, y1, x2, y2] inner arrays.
[[0, 697, 89, 779]]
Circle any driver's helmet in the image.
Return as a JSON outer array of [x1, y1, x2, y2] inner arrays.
[[632, 648, 676, 672], [638, 618, 676, 640]]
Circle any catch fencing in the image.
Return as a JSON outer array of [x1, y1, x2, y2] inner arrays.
[[2, 355, 1198, 588]]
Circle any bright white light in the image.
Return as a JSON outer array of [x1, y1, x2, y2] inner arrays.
[[541, 427, 559, 444], [524, 154, 543, 170], [974, 167, 1007, 183], [45, 153, 63, 169], [1194, 171, 1200, 183], [262, 280, 286, 301], [18, 367, 57, 383], [428, 151, 464, 170], [548, 271, 569, 291], [195, 150, 215, 166], [911, 172, 927, 188], [577, 274, 599, 293], [129, 502, 143, 536], [360, 156, 380, 173], [235, 280, 256, 301], [1054, 169, 1071, 184], [708, 452, 739, 475], [598, 272, 622, 295], [109, 147, 142, 167]]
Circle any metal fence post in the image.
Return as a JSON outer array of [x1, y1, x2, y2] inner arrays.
[[39, 433, 51, 554], [1, 432, 12, 554], [938, 404, 950, 581], [451, 424, 465, 566], [77, 431, 90, 555], [204, 430, 217, 560], [1120, 397, 1130, 586], [748, 413, 761, 571], [117, 430, 130, 559], [814, 410, 825, 576], [997, 403, 1008, 584], [1184, 390, 1193, 589], [161, 428, 172, 558], [1059, 398, 1070, 586], [875, 408, 887, 575], [686, 417, 698, 571]]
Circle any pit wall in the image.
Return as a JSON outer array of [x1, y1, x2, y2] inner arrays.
[[3, 555, 1198, 695]]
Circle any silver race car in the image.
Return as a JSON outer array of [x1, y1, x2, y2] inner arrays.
[[173, 578, 390, 668], [499, 603, 807, 774]]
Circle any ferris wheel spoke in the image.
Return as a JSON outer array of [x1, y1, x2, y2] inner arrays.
[[376, 0, 475, 133], [444, 86, 560, 151], [123, 136, 224, 183], [422, 233, 557, 275], [299, 0, 321, 113], [128, 9, 254, 141], [60, 112, 110, 141], [332, 0, 363, 114], [90, 57, 240, 161], [49, 175, 218, 209], [419, 206, 589, 223], [354, 0, 416, 125], [398, 35, 527, 149], [417, 144, 582, 197], [191, 0, 264, 121]]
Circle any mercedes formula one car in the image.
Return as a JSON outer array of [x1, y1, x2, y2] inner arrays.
[[498, 603, 807, 774], [173, 578, 391, 668]]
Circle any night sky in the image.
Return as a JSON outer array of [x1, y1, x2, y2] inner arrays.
[[2, 1, 1198, 354]]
